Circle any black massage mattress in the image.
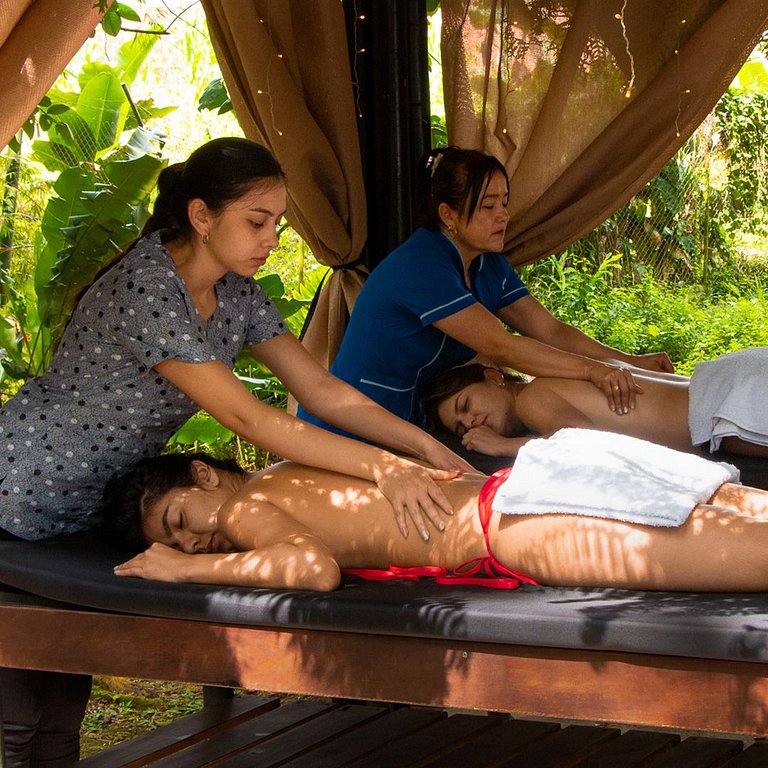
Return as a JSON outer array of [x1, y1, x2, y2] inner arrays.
[[2, 533, 768, 665]]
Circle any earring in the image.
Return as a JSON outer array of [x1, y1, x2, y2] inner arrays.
[[202, 233, 209, 245], [447, 226, 457, 239]]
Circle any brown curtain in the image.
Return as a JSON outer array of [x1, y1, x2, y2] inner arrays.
[[0, 0, 103, 151], [202, 0, 368, 370], [442, 0, 768, 266]]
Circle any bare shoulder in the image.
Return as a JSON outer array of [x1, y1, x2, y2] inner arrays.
[[515, 379, 561, 429], [516, 378, 597, 432]]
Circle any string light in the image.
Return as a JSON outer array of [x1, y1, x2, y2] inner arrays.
[[351, 0, 365, 120], [616, 1, 635, 99], [259, 5, 284, 138], [674, 0, 683, 137]]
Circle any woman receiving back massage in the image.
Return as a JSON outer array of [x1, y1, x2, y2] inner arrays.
[[423, 350, 768, 459], [103, 428, 768, 593]]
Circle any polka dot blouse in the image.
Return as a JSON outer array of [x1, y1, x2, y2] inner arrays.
[[0, 231, 288, 540]]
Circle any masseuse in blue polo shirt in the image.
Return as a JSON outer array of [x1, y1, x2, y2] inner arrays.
[[299, 146, 673, 431]]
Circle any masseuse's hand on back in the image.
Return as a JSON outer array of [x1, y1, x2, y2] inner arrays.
[[586, 361, 642, 415], [156, 339, 463, 541], [431, 296, 645, 416], [373, 454, 459, 541]]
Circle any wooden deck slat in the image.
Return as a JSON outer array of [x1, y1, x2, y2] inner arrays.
[[642, 735, 744, 767], [214, 703, 388, 767], [343, 712, 501, 767], [425, 719, 561, 767], [74, 700, 765, 768], [281, 707, 447, 768], [148, 701, 345, 768], [77, 695, 279, 768], [497, 724, 621, 767], [572, 729, 680, 767]]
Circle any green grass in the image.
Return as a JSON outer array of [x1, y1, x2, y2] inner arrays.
[[81, 678, 203, 757]]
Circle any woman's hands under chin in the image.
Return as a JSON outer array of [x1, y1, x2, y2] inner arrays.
[[462, 425, 532, 457]]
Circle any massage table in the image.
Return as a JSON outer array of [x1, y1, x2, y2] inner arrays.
[[3, 524, 768, 749], [1, 449, 767, 764]]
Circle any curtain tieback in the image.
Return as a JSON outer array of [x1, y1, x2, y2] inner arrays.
[[330, 258, 364, 271]]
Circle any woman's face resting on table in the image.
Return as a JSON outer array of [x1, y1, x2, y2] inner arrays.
[[103, 449, 768, 594]]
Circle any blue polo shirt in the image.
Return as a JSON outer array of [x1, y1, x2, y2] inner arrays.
[[298, 227, 529, 429]]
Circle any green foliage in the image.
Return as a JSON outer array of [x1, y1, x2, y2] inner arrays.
[[430, 114, 448, 148], [521, 252, 768, 375], [81, 678, 202, 757], [95, 1, 144, 37], [0, 34, 168, 384], [565, 132, 736, 287], [716, 89, 768, 235], [198, 78, 233, 115]]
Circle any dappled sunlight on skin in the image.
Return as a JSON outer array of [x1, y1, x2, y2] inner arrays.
[[222, 467, 488, 573], [710, 483, 768, 519], [494, 482, 768, 593], [209, 538, 337, 591], [495, 515, 661, 589]]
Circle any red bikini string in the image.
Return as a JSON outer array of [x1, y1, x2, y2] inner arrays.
[[342, 468, 537, 590]]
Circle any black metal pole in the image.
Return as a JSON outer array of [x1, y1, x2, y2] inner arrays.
[[345, 0, 431, 270]]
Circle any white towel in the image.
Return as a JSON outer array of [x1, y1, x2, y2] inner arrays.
[[493, 429, 739, 527], [688, 347, 768, 452]]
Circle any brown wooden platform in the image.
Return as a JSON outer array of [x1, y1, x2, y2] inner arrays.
[[4, 599, 768, 738], [76, 693, 767, 768], [5, 595, 768, 765]]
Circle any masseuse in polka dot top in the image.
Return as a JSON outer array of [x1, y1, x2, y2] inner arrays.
[[0, 137, 474, 768]]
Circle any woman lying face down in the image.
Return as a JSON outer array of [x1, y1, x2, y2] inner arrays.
[[102, 433, 768, 593], [424, 352, 768, 460]]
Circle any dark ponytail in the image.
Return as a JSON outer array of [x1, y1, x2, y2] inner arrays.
[[415, 145, 508, 230], [142, 136, 285, 239]]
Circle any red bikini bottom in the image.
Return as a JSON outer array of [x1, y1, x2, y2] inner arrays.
[[342, 468, 537, 590]]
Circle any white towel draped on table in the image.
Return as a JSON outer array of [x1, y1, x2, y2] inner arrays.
[[493, 428, 739, 527]]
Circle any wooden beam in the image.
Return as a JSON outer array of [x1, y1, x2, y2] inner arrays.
[[2, 601, 768, 737]]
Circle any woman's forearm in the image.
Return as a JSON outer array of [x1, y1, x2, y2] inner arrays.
[[114, 543, 341, 591], [485, 332, 604, 382], [300, 381, 460, 462], [183, 547, 341, 590]]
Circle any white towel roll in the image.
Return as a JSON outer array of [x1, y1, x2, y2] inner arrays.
[[493, 429, 739, 527]]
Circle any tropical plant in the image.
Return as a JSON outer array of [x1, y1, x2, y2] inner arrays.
[[0, 33, 172, 386], [716, 89, 768, 237]]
